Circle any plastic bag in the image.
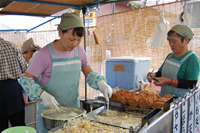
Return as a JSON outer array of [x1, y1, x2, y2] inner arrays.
[[136, 74, 149, 90], [176, 4, 193, 27], [151, 12, 169, 48]]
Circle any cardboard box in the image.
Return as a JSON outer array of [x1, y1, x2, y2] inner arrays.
[[106, 57, 151, 90]]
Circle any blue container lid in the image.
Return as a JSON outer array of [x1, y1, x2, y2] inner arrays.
[[106, 56, 151, 62]]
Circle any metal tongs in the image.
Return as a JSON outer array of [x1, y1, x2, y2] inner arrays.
[[102, 101, 109, 115], [102, 94, 109, 115], [148, 69, 160, 83]]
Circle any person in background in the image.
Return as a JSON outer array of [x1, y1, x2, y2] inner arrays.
[[19, 12, 113, 132], [147, 24, 200, 97], [21, 38, 41, 103], [0, 37, 27, 132], [21, 38, 41, 64]]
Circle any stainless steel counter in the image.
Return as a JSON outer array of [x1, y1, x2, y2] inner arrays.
[[25, 101, 37, 128]]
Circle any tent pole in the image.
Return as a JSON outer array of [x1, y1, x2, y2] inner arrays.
[[81, 7, 92, 112]]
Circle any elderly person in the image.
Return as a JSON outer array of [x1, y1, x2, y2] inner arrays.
[[147, 24, 200, 97], [0, 37, 27, 132], [19, 12, 112, 132], [21, 38, 40, 64]]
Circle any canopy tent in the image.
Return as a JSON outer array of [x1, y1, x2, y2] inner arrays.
[[0, 0, 139, 16], [0, 0, 140, 31], [0, 0, 180, 31]]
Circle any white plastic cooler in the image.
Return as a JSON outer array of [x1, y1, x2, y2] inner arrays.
[[106, 56, 151, 90]]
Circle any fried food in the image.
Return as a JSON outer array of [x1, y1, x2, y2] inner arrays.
[[93, 110, 142, 129], [162, 94, 175, 100], [143, 84, 159, 95], [57, 119, 129, 133], [138, 97, 154, 109], [127, 97, 139, 107], [110, 88, 174, 110]]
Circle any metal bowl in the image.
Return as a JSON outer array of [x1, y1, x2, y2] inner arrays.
[[42, 117, 65, 130], [41, 106, 86, 130]]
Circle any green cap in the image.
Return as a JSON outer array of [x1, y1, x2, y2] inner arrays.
[[170, 24, 194, 40], [57, 12, 84, 30]]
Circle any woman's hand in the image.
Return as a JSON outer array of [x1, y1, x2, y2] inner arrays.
[[147, 72, 156, 82], [154, 77, 171, 86]]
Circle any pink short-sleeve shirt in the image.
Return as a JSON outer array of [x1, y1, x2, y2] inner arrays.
[[26, 42, 90, 87]]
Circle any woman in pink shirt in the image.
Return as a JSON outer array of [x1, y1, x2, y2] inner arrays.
[[19, 12, 112, 132]]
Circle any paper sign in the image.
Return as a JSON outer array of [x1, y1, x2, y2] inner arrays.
[[113, 64, 125, 72], [182, 98, 189, 133], [93, 26, 105, 45], [173, 104, 181, 133], [188, 95, 195, 133]]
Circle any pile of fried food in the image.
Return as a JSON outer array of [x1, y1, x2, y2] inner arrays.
[[56, 119, 129, 133], [110, 84, 174, 109], [93, 109, 143, 129]]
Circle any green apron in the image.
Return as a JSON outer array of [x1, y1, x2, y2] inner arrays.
[[160, 51, 194, 97], [37, 44, 81, 133]]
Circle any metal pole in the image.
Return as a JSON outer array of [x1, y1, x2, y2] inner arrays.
[[82, 7, 87, 102], [112, 3, 115, 14]]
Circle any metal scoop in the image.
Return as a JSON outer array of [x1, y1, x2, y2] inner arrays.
[[102, 101, 109, 115]]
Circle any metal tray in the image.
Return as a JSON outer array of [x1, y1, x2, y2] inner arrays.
[[125, 106, 152, 114], [49, 118, 131, 133], [110, 100, 152, 114], [141, 108, 163, 127], [109, 96, 177, 112], [163, 96, 177, 111], [109, 100, 126, 111], [48, 95, 172, 133], [49, 106, 139, 133], [109, 100, 165, 129], [87, 106, 143, 133]]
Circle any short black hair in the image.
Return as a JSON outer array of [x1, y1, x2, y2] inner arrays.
[[167, 30, 185, 43], [62, 27, 85, 37]]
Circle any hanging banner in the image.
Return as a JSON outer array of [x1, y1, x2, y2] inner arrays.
[[195, 89, 200, 132], [173, 103, 181, 133], [182, 96, 189, 133], [188, 94, 195, 133]]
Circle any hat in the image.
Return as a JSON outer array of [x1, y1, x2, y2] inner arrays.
[[21, 38, 38, 54], [57, 12, 84, 30], [170, 24, 194, 40]]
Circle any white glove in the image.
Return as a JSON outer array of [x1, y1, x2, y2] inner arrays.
[[40, 91, 60, 111], [98, 80, 113, 102]]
